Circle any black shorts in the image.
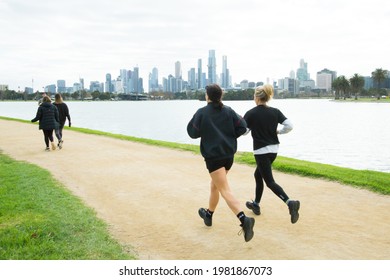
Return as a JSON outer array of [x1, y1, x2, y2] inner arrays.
[[205, 157, 234, 173]]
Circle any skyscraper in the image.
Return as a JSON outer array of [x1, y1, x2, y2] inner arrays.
[[221, 55, 229, 88], [174, 61, 183, 92], [296, 59, 309, 81], [175, 61, 182, 79], [138, 77, 144, 94], [208, 50, 217, 84], [105, 73, 112, 93], [149, 67, 159, 92], [120, 69, 128, 93], [79, 78, 84, 90], [197, 59, 202, 89], [132, 67, 139, 93], [188, 68, 196, 90], [57, 80, 66, 93]]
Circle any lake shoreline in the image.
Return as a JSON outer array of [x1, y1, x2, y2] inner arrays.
[[1, 98, 389, 173]]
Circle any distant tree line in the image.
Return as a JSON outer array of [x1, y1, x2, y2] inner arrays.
[[181, 89, 255, 101], [332, 68, 389, 100], [0, 88, 258, 101]]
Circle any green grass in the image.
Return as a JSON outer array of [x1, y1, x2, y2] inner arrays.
[[0, 153, 134, 260]]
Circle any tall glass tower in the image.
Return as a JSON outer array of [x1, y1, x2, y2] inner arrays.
[[221, 55, 229, 88], [208, 50, 217, 84], [150, 67, 159, 92], [197, 59, 202, 89], [175, 61, 182, 79], [296, 59, 309, 81], [105, 73, 112, 93], [132, 67, 139, 93]]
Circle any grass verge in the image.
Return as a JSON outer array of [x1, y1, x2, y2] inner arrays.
[[0, 152, 134, 260]]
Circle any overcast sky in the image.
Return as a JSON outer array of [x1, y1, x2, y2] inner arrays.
[[1, 0, 389, 91]]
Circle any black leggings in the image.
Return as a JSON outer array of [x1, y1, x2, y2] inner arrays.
[[253, 153, 289, 204], [43, 129, 54, 147]]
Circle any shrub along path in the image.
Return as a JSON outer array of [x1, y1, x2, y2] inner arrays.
[[1, 119, 389, 260]]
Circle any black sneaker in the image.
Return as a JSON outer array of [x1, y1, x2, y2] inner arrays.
[[239, 217, 255, 242], [246, 200, 261, 215], [288, 200, 300, 224], [198, 208, 212, 226]]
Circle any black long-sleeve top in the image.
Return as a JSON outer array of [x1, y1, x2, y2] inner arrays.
[[53, 102, 71, 126], [244, 105, 288, 150]]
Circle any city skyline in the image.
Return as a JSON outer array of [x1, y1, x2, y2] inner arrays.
[[1, 52, 383, 94], [1, 0, 389, 91]]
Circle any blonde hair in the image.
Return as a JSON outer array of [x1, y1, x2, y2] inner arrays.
[[254, 84, 274, 102], [55, 93, 63, 104]]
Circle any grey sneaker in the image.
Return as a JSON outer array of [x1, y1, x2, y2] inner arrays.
[[45, 147, 50, 152], [246, 200, 261, 215], [239, 217, 255, 242], [198, 208, 212, 226], [58, 139, 63, 149], [288, 200, 300, 224]]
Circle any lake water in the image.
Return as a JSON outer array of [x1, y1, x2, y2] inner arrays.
[[1, 99, 389, 173]]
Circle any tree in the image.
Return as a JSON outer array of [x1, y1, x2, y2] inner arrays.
[[349, 74, 365, 100], [371, 68, 388, 99], [332, 76, 350, 99], [71, 91, 80, 100], [91, 91, 100, 100], [332, 78, 341, 99], [339, 76, 350, 99]]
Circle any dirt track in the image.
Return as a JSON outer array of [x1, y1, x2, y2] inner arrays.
[[1, 119, 390, 260]]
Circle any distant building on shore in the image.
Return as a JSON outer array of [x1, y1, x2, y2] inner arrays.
[[0, 84, 8, 91], [296, 59, 316, 92], [316, 68, 337, 92]]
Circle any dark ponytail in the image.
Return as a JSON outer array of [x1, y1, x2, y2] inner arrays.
[[206, 84, 223, 109]]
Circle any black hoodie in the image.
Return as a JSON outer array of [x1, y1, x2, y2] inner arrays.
[[187, 103, 247, 160]]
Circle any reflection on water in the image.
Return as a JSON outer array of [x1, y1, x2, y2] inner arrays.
[[1, 99, 389, 172]]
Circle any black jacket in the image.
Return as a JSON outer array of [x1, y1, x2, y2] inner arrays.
[[187, 103, 247, 160], [31, 102, 59, 130]]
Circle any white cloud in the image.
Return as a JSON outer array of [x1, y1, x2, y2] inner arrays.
[[1, 0, 389, 90]]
